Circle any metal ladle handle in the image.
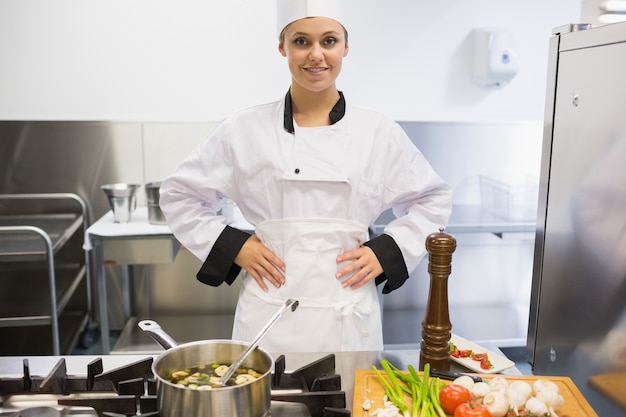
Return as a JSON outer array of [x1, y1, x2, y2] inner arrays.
[[218, 298, 299, 386]]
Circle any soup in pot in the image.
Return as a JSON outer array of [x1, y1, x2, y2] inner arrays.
[[162, 363, 263, 390]]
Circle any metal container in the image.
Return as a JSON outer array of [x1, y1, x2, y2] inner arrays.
[[138, 320, 272, 417], [101, 183, 139, 223], [145, 181, 167, 225]]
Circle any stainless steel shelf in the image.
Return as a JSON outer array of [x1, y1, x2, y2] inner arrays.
[[0, 311, 89, 356], [0, 265, 86, 324], [0, 214, 83, 261], [373, 204, 536, 235], [0, 193, 94, 356], [446, 204, 536, 234]]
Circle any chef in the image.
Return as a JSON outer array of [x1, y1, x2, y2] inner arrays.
[[159, 0, 452, 352]]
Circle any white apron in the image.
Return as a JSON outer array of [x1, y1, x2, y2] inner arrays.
[[232, 218, 384, 352]]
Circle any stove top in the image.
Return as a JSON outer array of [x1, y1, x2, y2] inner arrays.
[[0, 354, 351, 417]]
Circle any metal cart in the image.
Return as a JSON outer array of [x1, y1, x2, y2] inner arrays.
[[0, 193, 96, 355]]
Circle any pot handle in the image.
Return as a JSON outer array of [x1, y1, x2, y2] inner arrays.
[[137, 319, 178, 349]]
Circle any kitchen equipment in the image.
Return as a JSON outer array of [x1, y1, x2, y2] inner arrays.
[[137, 319, 273, 417], [101, 183, 139, 223], [0, 193, 94, 356], [144, 181, 166, 225], [217, 298, 299, 387], [353, 370, 599, 417], [0, 352, 352, 416], [526, 22, 626, 417]]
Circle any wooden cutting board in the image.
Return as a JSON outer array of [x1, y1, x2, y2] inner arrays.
[[588, 372, 626, 411], [353, 369, 599, 417]]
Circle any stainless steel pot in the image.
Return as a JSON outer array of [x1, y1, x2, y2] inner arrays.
[[144, 181, 166, 225], [138, 320, 272, 417]]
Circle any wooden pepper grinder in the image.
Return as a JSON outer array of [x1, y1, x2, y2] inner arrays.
[[419, 227, 457, 371]]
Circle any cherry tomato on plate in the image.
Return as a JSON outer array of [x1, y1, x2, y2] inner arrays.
[[450, 345, 473, 358], [479, 356, 492, 370], [439, 384, 472, 415], [471, 353, 487, 361], [454, 401, 491, 417], [469, 352, 492, 369], [459, 349, 473, 358]]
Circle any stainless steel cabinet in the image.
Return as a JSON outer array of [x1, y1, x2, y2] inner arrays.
[[527, 22, 626, 416]]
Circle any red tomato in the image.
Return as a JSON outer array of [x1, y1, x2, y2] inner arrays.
[[439, 384, 472, 415], [454, 401, 491, 417], [459, 349, 473, 358], [450, 347, 473, 359], [479, 356, 492, 370]]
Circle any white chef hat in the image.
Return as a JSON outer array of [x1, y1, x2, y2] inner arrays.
[[276, 0, 345, 37]]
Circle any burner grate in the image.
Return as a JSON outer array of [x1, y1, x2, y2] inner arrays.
[[0, 354, 351, 417]]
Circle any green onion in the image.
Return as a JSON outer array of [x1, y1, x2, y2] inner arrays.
[[372, 360, 447, 417]]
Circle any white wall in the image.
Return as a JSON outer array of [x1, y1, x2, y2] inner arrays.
[[0, 0, 581, 122]]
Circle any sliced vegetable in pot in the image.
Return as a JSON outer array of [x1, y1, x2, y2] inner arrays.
[[163, 363, 262, 389]]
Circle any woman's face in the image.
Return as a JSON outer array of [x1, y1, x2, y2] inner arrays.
[[278, 17, 349, 94]]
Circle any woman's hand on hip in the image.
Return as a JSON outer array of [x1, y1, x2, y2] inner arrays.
[[336, 246, 383, 289], [234, 235, 285, 292]]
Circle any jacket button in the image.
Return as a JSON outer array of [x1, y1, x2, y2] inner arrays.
[[294, 168, 300, 174]]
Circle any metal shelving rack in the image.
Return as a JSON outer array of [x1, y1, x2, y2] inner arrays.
[[0, 193, 96, 355]]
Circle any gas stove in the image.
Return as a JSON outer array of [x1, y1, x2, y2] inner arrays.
[[0, 353, 353, 417]]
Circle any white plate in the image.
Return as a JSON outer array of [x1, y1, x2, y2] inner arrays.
[[449, 334, 515, 374]]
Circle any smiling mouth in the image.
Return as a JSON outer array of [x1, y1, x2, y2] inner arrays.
[[305, 67, 328, 73]]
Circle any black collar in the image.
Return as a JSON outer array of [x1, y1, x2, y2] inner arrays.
[[283, 90, 346, 134]]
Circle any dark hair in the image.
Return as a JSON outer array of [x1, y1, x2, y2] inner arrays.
[[279, 20, 349, 44]]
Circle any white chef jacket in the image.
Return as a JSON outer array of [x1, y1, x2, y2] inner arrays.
[[159, 92, 452, 294]]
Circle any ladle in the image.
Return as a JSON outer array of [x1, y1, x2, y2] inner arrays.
[[216, 298, 299, 387]]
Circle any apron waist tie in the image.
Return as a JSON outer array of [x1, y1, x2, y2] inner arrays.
[[335, 300, 371, 350]]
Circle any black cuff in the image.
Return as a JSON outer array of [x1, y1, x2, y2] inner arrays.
[[196, 226, 252, 287], [364, 233, 409, 294]]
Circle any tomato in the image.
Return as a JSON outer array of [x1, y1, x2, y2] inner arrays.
[[439, 384, 472, 414], [454, 401, 491, 417], [471, 353, 487, 361], [468, 352, 492, 370], [450, 346, 472, 359]]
